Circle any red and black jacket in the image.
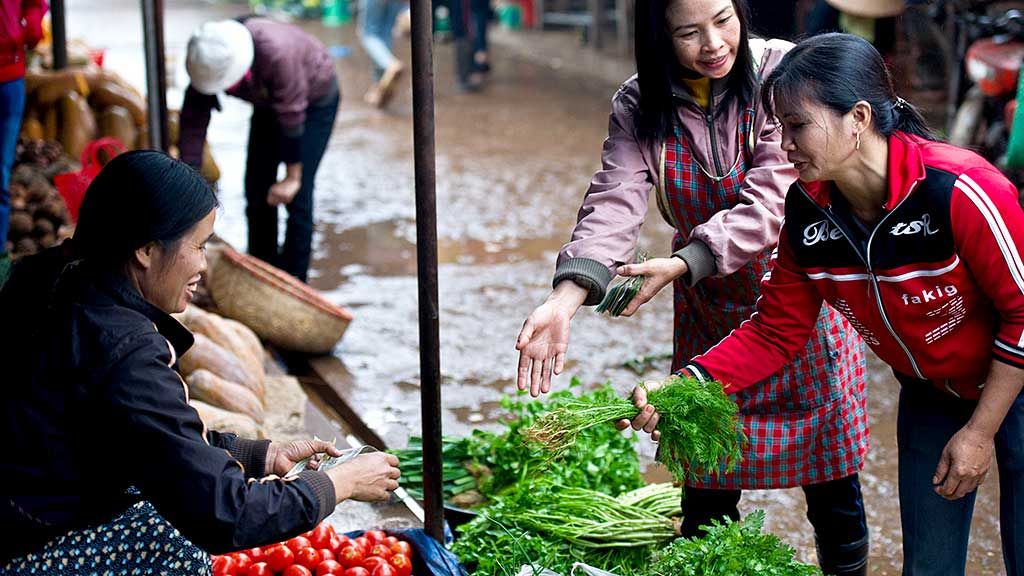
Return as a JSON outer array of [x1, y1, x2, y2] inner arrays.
[[684, 132, 1024, 400]]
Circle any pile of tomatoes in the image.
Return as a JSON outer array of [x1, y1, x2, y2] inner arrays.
[[210, 524, 415, 576]]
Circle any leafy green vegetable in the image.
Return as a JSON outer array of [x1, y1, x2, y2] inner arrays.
[[451, 480, 680, 576], [389, 379, 645, 505], [596, 252, 648, 317], [649, 510, 822, 576], [523, 375, 746, 482]]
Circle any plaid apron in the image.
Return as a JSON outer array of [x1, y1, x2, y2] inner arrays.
[[660, 108, 869, 489]]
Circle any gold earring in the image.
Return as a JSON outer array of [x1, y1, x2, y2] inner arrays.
[[855, 132, 861, 151]]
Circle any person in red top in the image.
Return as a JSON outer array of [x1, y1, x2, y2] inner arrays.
[[0, 0, 46, 281], [626, 33, 1024, 575]]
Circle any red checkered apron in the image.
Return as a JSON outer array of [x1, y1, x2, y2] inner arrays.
[[661, 108, 869, 489]]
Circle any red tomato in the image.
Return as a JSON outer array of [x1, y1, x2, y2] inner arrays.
[[296, 546, 321, 571], [388, 554, 412, 576], [389, 541, 412, 559], [315, 559, 346, 576], [363, 530, 387, 545], [309, 524, 335, 549], [265, 544, 296, 573], [247, 562, 273, 576], [371, 564, 396, 576], [335, 535, 353, 550], [283, 566, 313, 576], [362, 556, 389, 571], [231, 553, 253, 573], [367, 544, 392, 560], [353, 537, 371, 554], [287, 536, 313, 554], [382, 536, 399, 547], [337, 546, 365, 568], [343, 568, 371, 576], [244, 548, 265, 562], [212, 555, 235, 576], [318, 549, 335, 562]]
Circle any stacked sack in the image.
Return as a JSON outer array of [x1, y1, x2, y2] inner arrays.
[[21, 68, 220, 183], [175, 305, 268, 438]]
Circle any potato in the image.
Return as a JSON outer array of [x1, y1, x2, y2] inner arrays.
[[32, 218, 54, 237], [8, 212, 33, 236]]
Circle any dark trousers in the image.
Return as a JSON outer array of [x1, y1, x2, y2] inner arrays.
[[469, 0, 490, 57], [682, 474, 868, 575], [244, 87, 338, 282], [897, 380, 1024, 576]]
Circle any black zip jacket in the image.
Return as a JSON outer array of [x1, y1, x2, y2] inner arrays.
[[0, 250, 335, 563]]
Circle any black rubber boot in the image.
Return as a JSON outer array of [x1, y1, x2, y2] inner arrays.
[[816, 535, 869, 576]]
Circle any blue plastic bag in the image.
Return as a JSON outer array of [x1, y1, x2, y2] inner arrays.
[[344, 527, 468, 576]]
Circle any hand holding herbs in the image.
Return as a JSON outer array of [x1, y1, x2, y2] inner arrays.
[[610, 256, 689, 317], [523, 375, 746, 481]]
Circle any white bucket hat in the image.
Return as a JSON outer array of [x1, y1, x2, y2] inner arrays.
[[186, 20, 255, 95], [826, 0, 905, 18]]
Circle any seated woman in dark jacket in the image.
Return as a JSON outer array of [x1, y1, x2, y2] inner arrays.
[[0, 151, 400, 575]]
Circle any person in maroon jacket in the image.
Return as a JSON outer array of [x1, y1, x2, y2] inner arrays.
[[626, 33, 1024, 576], [0, 0, 46, 281], [180, 17, 339, 282]]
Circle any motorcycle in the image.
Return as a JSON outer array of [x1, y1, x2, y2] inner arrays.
[[933, 1, 1024, 165]]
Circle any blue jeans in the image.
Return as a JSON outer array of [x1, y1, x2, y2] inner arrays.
[[898, 379, 1024, 575], [359, 0, 406, 79], [0, 78, 25, 253]]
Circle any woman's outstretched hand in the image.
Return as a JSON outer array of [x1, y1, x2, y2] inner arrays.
[[516, 281, 588, 397]]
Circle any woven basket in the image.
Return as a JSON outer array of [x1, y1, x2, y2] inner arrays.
[[209, 247, 353, 354]]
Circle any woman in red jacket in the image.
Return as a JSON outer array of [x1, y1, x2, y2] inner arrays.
[[627, 33, 1024, 576], [0, 0, 46, 281]]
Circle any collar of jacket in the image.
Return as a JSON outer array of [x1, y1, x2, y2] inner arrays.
[[670, 75, 727, 109], [90, 268, 195, 357], [799, 131, 928, 210]]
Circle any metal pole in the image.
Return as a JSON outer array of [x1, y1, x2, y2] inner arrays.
[[51, 0, 67, 70], [410, 0, 444, 544], [141, 0, 169, 151]]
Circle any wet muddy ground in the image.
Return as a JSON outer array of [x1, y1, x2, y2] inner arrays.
[[68, 1, 1007, 572]]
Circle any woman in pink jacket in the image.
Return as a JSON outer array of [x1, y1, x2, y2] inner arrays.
[[515, 0, 869, 573]]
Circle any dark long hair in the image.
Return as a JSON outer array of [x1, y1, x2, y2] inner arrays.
[[761, 33, 936, 140], [1, 150, 218, 308], [634, 0, 756, 142]]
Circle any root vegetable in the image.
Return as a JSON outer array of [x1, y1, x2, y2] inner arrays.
[[9, 212, 33, 236], [186, 369, 265, 423], [189, 399, 264, 439], [32, 218, 54, 237], [98, 105, 137, 148], [179, 333, 265, 401], [14, 238, 38, 255], [60, 91, 97, 159]]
